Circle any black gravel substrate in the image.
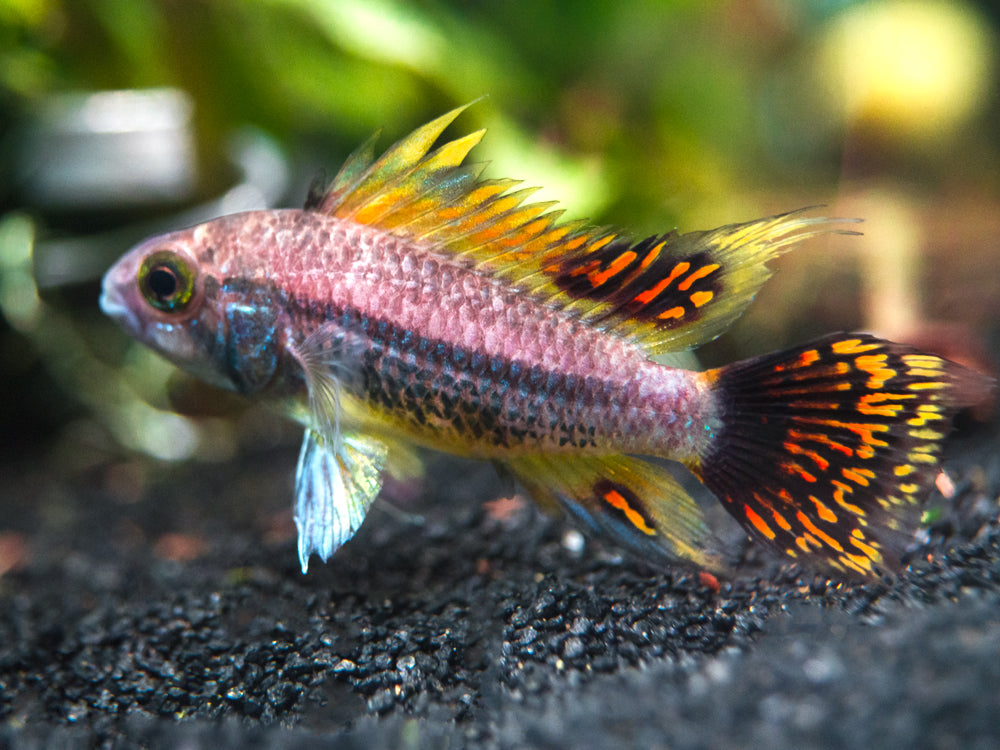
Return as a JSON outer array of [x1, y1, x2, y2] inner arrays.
[[1, 424, 999, 749]]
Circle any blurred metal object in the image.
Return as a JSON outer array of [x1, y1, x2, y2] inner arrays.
[[27, 119, 289, 291], [16, 88, 199, 210], [0, 88, 292, 462]]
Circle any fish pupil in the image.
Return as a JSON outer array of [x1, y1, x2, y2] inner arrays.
[[148, 265, 178, 301]]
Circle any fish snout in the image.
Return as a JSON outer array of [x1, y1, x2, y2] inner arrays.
[[100, 267, 143, 337]]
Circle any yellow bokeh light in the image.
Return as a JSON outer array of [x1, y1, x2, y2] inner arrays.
[[819, 0, 996, 143]]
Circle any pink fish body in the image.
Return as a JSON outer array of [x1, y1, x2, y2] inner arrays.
[[101, 107, 990, 577]]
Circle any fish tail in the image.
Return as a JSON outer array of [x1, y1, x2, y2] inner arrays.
[[692, 333, 993, 577]]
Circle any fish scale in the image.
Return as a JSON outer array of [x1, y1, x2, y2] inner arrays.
[[280, 261, 705, 459], [101, 106, 992, 576], [198, 210, 711, 459]]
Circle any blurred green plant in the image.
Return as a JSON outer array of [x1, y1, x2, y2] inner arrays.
[[1, 1, 880, 218], [0, 0, 997, 467]]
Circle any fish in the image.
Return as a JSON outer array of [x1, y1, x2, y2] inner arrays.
[[100, 106, 992, 578]]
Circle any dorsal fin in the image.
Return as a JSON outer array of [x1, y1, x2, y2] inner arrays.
[[308, 106, 857, 354]]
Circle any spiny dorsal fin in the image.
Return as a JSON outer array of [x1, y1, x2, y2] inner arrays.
[[308, 106, 856, 353], [533, 212, 851, 352]]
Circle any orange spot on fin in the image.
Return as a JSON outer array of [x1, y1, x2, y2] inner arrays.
[[657, 306, 686, 320], [588, 250, 637, 287], [744, 504, 776, 540], [677, 263, 720, 291], [831, 338, 881, 355], [602, 489, 657, 536], [690, 290, 714, 308], [503, 455, 724, 571], [639, 241, 665, 269], [633, 262, 689, 305]]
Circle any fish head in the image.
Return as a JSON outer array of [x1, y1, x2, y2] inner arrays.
[[100, 224, 239, 391]]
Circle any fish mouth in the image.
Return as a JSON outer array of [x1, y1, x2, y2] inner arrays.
[[99, 273, 141, 336]]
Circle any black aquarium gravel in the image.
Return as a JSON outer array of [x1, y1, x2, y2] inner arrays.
[[1, 423, 999, 749]]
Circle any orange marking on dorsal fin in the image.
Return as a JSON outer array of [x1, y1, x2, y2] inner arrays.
[[588, 250, 638, 287], [690, 290, 713, 308], [657, 306, 686, 320], [639, 241, 665, 269], [633, 262, 690, 305], [831, 339, 881, 355], [677, 263, 720, 291]]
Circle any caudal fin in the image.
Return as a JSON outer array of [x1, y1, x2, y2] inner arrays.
[[694, 333, 993, 577]]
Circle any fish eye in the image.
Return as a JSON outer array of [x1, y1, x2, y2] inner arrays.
[[139, 250, 196, 312]]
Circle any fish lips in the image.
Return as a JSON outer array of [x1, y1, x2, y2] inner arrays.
[[100, 264, 144, 339]]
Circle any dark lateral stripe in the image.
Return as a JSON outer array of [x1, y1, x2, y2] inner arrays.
[[284, 295, 610, 449]]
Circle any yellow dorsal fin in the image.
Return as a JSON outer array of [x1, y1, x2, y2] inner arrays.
[[307, 106, 856, 354]]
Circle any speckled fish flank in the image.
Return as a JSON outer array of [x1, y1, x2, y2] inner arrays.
[[101, 106, 993, 578], [185, 211, 713, 459]]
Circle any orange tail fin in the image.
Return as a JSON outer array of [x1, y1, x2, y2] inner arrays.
[[694, 333, 993, 577]]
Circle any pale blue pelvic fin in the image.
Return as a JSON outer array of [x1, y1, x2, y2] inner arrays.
[[288, 320, 382, 572], [294, 429, 387, 573]]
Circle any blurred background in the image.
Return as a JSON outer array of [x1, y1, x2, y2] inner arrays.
[[0, 0, 998, 571]]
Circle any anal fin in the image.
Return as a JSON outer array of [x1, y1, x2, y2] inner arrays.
[[505, 453, 724, 571]]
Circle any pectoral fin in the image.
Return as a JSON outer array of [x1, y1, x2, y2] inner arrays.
[[294, 429, 387, 573]]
